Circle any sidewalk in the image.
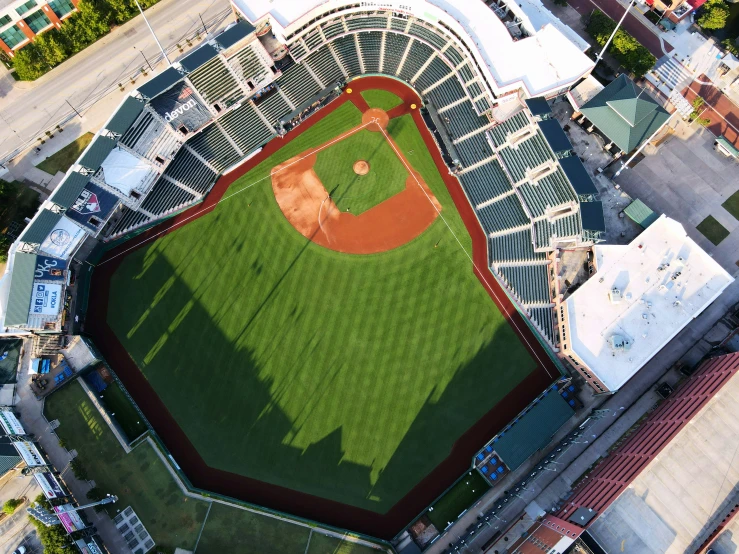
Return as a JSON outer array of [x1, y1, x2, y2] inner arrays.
[[12, 344, 129, 554]]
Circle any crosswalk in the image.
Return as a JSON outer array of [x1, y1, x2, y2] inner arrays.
[[652, 55, 694, 92]]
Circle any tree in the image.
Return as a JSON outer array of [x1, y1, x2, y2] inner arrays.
[[586, 10, 656, 78], [697, 0, 730, 30], [70, 458, 89, 481], [34, 30, 70, 67], [12, 45, 49, 81], [3, 498, 22, 514], [722, 38, 739, 56]]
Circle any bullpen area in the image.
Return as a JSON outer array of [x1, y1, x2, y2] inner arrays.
[[87, 77, 557, 538]]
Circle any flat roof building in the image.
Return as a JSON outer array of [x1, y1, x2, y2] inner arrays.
[[558, 215, 733, 393], [556, 352, 739, 553]]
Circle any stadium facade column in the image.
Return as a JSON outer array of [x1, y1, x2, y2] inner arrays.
[[41, 4, 63, 28], [70, 0, 79, 6], [16, 20, 36, 42], [0, 38, 11, 57]]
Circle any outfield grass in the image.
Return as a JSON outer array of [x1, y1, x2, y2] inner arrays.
[[425, 470, 490, 530], [195, 503, 310, 554], [100, 381, 148, 441], [44, 383, 208, 550], [307, 533, 382, 554], [36, 132, 94, 175], [314, 128, 408, 214], [107, 96, 537, 513], [696, 215, 730, 245], [722, 190, 739, 221], [360, 89, 402, 112]]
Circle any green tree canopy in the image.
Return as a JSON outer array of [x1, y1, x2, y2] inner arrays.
[[586, 10, 657, 78], [698, 0, 730, 30]]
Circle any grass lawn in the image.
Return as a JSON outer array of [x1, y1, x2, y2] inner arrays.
[[696, 215, 730, 245], [307, 533, 382, 554], [194, 502, 310, 554], [360, 89, 402, 112], [36, 132, 94, 175], [425, 471, 489, 530], [314, 128, 408, 214], [722, 190, 739, 221], [100, 381, 148, 441], [107, 97, 537, 513], [44, 382, 209, 551]]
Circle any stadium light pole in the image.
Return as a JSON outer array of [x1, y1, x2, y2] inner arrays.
[[134, 0, 171, 67], [594, 0, 638, 67]]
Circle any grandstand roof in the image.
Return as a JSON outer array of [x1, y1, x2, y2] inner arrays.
[[106, 96, 146, 135], [179, 43, 219, 72], [490, 389, 573, 471], [49, 171, 89, 210], [525, 97, 553, 117], [137, 67, 183, 99], [78, 135, 117, 171], [215, 20, 256, 49], [232, 0, 594, 97], [580, 75, 670, 153], [4, 252, 36, 327], [580, 201, 605, 232], [559, 156, 597, 196], [565, 215, 733, 391], [538, 119, 571, 154], [20, 209, 61, 245]]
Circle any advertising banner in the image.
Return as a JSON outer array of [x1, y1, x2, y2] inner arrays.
[[34, 256, 66, 282], [39, 216, 86, 260], [0, 409, 25, 435], [75, 539, 103, 554], [30, 283, 63, 316], [13, 440, 45, 466], [53, 504, 86, 534], [35, 472, 65, 499], [150, 81, 212, 134], [65, 182, 118, 231]]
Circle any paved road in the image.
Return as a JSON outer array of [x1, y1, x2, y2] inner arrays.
[[0, 0, 232, 162], [566, 0, 672, 59]]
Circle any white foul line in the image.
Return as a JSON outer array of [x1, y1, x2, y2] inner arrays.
[[377, 122, 555, 378], [99, 119, 376, 266], [100, 113, 556, 378]]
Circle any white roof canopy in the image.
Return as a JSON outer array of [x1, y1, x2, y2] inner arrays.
[[100, 147, 158, 196]]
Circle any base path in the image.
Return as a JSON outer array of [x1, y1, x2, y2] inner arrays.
[[271, 115, 441, 254], [85, 76, 560, 539]]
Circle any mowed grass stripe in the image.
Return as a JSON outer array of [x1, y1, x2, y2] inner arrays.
[[108, 95, 536, 512]]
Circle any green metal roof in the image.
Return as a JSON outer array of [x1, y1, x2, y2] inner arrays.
[[78, 135, 117, 171], [20, 209, 61, 245], [49, 172, 89, 209], [580, 75, 670, 153], [5, 252, 37, 327], [106, 96, 145, 135], [216, 20, 256, 49], [716, 136, 739, 158], [580, 201, 606, 232], [493, 390, 574, 471], [624, 198, 659, 228]]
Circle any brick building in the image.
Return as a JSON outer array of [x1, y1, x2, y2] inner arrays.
[[0, 0, 78, 57]]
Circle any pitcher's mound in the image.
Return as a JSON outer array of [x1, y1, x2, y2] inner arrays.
[[353, 160, 370, 175]]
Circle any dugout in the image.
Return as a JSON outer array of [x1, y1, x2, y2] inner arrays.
[[475, 384, 574, 482]]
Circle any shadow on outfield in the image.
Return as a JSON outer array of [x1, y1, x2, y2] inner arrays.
[[100, 230, 554, 538]]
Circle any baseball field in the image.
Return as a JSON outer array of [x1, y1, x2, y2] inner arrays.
[[90, 77, 555, 535]]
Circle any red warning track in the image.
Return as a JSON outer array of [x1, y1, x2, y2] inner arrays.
[[86, 76, 559, 540]]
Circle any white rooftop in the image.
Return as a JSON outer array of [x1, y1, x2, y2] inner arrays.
[[588, 362, 739, 553], [565, 215, 733, 391], [232, 0, 594, 97]]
